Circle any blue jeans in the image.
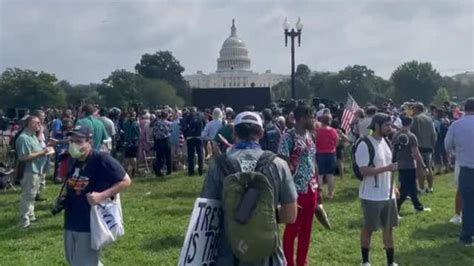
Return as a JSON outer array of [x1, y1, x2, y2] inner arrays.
[[459, 166, 474, 243]]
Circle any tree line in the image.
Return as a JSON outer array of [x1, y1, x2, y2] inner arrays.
[[272, 61, 473, 106], [1, 52, 473, 112], [0, 51, 189, 111]]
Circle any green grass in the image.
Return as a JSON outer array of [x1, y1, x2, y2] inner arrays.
[[1, 171, 473, 266]]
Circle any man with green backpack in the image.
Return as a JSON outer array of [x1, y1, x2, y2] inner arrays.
[[201, 111, 297, 265]]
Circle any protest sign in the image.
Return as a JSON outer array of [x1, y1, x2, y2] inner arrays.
[[178, 198, 222, 266]]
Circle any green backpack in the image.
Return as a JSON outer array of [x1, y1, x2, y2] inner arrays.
[[216, 151, 278, 263]]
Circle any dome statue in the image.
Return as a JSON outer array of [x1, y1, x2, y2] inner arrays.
[[217, 19, 252, 72]]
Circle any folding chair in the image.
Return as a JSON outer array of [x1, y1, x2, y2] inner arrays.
[[142, 150, 156, 174], [0, 166, 16, 192]]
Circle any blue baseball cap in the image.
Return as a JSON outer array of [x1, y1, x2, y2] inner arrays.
[[67, 125, 93, 139]]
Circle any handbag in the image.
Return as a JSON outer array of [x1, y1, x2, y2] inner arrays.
[[90, 194, 125, 250]]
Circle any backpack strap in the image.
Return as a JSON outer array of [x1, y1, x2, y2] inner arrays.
[[361, 136, 378, 187], [255, 151, 277, 174], [361, 137, 375, 167], [215, 154, 240, 177]]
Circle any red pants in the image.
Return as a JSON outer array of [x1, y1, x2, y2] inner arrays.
[[283, 187, 319, 266]]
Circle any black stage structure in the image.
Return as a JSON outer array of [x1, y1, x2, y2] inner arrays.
[[192, 87, 272, 112]]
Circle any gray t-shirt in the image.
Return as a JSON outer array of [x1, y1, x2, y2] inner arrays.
[[201, 148, 297, 266], [98, 116, 116, 137], [393, 129, 418, 170]]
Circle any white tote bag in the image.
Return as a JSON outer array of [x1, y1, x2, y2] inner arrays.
[[90, 194, 125, 250]]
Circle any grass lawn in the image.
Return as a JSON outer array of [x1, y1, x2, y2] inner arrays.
[[1, 170, 473, 265]]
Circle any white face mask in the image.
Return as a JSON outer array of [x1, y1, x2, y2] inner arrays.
[[68, 143, 86, 159]]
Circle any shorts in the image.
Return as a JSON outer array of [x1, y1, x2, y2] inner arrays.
[[361, 199, 398, 232], [420, 151, 433, 169], [124, 145, 138, 158], [316, 153, 337, 175], [434, 145, 448, 165]]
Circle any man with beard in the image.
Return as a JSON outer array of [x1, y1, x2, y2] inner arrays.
[[354, 113, 399, 266], [278, 104, 319, 266]]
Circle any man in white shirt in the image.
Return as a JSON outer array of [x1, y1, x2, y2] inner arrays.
[[355, 113, 399, 266]]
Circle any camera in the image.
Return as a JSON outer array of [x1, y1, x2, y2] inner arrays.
[[51, 196, 67, 216]]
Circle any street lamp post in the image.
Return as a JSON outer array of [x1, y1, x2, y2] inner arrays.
[[283, 17, 303, 99]]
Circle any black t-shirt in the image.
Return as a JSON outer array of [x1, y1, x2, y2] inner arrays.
[[184, 113, 206, 138], [64, 150, 126, 232]]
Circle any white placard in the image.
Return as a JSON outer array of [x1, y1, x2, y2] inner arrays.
[[178, 198, 222, 266]]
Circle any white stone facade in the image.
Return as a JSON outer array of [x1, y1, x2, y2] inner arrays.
[[185, 19, 288, 89]]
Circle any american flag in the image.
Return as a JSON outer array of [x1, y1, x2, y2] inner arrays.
[[341, 94, 359, 133]]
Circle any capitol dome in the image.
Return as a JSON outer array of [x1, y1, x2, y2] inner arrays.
[[217, 19, 251, 72]]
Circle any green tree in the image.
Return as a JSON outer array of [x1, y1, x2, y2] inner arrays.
[[432, 87, 450, 106], [319, 73, 345, 102], [271, 81, 291, 100], [315, 65, 386, 105], [135, 51, 190, 103], [0, 68, 66, 109], [98, 70, 143, 108], [391, 61, 442, 104], [309, 71, 332, 97], [371, 76, 394, 105], [337, 65, 376, 104], [440, 76, 474, 101], [98, 69, 184, 109], [294, 64, 312, 99], [57, 80, 100, 106], [140, 79, 184, 108]]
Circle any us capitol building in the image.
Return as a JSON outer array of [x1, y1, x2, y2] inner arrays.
[[184, 19, 288, 89]]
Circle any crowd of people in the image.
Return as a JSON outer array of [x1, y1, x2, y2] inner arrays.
[[3, 96, 474, 265]]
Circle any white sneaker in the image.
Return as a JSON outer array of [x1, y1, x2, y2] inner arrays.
[[19, 222, 30, 229], [389, 263, 399, 266], [450, 215, 462, 225], [361, 263, 371, 266]]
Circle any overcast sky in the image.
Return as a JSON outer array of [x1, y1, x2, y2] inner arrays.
[[1, 0, 473, 84]]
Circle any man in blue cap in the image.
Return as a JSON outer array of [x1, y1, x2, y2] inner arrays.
[[63, 125, 131, 265]]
